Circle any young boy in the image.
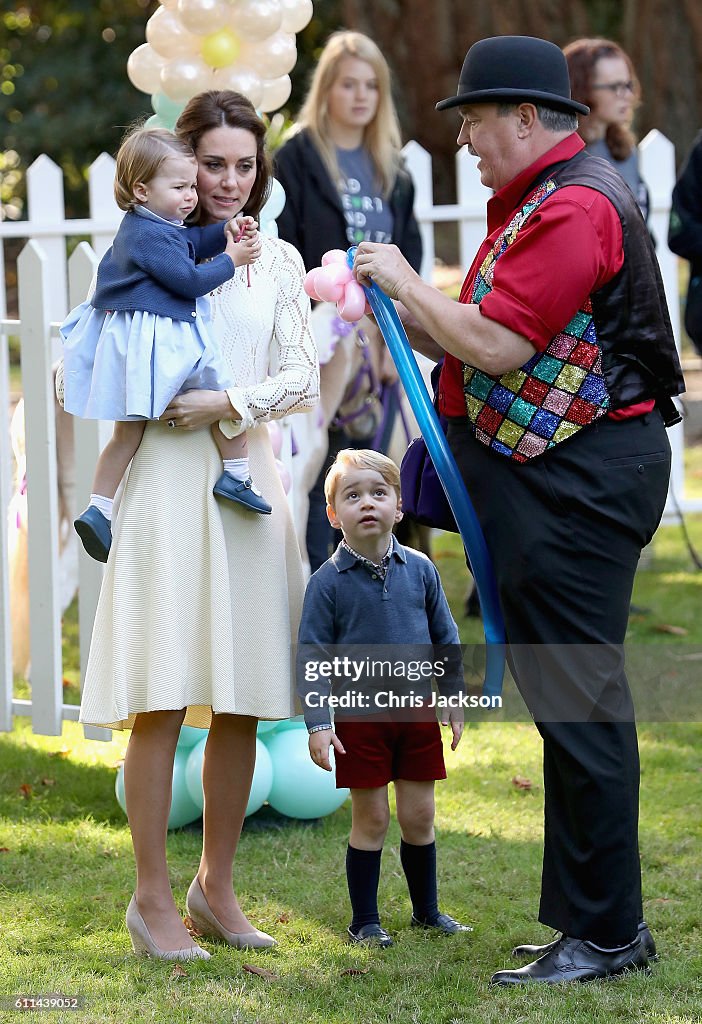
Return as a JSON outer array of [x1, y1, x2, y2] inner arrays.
[[297, 449, 470, 947]]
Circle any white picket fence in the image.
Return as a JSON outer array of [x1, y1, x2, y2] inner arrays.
[[0, 130, 698, 738]]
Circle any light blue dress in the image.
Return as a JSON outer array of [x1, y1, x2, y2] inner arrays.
[[61, 209, 234, 421]]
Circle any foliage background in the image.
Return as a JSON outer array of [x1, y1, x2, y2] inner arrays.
[[3, 0, 702, 220]]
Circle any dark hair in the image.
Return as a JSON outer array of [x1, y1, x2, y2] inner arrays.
[[563, 38, 640, 160], [175, 90, 272, 219]]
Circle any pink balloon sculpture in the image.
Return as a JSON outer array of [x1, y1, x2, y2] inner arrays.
[[303, 249, 370, 323]]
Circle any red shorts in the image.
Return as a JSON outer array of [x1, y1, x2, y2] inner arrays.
[[333, 717, 446, 789]]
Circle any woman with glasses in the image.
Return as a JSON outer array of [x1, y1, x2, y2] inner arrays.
[[564, 38, 650, 222]]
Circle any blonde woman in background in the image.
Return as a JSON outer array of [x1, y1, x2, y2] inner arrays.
[[274, 31, 421, 572]]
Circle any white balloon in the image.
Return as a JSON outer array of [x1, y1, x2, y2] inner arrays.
[[231, 0, 282, 42], [177, 0, 231, 35], [160, 56, 215, 101], [279, 0, 313, 33], [146, 6, 200, 59], [258, 73, 291, 112], [127, 43, 167, 95], [243, 31, 296, 78], [211, 65, 264, 107], [261, 176, 286, 220]]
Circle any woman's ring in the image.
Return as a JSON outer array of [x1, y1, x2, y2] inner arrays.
[[168, 419, 176, 429]]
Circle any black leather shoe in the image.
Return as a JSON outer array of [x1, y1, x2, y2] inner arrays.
[[347, 922, 393, 948], [411, 912, 473, 934], [512, 920, 658, 962], [491, 935, 650, 986]]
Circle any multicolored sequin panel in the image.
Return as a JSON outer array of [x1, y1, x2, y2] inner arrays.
[[463, 179, 610, 463]]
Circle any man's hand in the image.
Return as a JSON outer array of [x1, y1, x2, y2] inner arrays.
[[308, 728, 346, 772], [353, 242, 419, 301]]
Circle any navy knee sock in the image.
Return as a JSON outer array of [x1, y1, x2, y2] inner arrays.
[[400, 839, 439, 924], [346, 845, 382, 930]]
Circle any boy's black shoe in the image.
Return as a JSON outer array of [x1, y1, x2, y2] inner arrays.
[[511, 920, 657, 962], [347, 923, 393, 948], [491, 935, 650, 986], [411, 913, 473, 934]]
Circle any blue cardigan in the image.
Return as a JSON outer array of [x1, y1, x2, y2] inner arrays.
[[297, 537, 463, 727], [91, 208, 235, 322]]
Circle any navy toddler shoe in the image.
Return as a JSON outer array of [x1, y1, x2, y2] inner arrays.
[[213, 473, 272, 514], [74, 506, 111, 562]]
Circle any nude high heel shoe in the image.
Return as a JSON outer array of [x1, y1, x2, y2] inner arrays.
[[186, 877, 276, 949], [126, 895, 211, 960]]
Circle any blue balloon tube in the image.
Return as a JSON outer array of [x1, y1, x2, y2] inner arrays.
[[348, 247, 505, 698]]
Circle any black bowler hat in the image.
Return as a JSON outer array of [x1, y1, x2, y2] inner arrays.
[[436, 35, 589, 115]]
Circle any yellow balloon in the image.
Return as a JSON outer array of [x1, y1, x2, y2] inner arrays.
[[201, 28, 241, 68]]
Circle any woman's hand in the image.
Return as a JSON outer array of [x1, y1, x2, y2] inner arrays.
[[160, 389, 241, 430], [353, 242, 418, 301]]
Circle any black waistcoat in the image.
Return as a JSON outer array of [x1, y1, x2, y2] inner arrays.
[[553, 151, 684, 415]]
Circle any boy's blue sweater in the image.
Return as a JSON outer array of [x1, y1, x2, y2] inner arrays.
[[297, 537, 463, 728], [91, 208, 235, 321]]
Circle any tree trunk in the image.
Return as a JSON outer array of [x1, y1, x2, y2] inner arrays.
[[341, 0, 702, 193]]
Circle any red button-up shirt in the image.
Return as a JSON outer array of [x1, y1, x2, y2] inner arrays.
[[439, 133, 654, 420]]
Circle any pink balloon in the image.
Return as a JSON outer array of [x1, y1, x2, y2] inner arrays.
[[303, 269, 321, 301], [267, 420, 283, 458], [338, 280, 367, 323], [321, 249, 349, 266], [324, 262, 353, 287], [276, 459, 291, 494], [314, 265, 345, 303]]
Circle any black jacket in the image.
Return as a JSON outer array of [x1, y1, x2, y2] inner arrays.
[[273, 129, 423, 273], [668, 131, 702, 273], [668, 132, 702, 354]]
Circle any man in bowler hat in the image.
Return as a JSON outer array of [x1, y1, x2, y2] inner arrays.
[[353, 35, 684, 985]]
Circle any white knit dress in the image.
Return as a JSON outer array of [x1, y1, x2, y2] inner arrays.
[[79, 237, 319, 730]]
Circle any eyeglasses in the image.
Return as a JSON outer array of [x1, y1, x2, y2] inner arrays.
[[592, 81, 635, 97]]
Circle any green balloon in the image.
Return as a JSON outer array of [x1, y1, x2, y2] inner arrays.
[[115, 748, 201, 831], [150, 93, 186, 129], [177, 725, 205, 750], [144, 113, 168, 130]]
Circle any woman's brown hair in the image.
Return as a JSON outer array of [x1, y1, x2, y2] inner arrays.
[[563, 38, 641, 161], [175, 90, 272, 219]]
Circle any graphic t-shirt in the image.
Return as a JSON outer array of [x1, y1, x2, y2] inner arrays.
[[336, 146, 394, 246]]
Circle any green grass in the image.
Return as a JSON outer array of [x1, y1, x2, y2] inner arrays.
[[3, 447, 702, 1022], [1, 717, 700, 1023]]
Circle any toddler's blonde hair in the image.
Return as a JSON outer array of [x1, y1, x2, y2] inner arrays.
[[114, 126, 196, 211], [324, 448, 401, 509]]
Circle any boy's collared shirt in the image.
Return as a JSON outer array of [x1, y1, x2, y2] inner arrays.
[[340, 538, 393, 581], [297, 536, 462, 728]]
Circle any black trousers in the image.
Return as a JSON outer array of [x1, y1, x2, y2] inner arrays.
[[448, 411, 671, 944]]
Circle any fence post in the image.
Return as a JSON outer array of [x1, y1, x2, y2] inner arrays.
[[402, 140, 435, 281], [0, 328, 12, 729], [18, 241, 63, 735], [67, 244, 113, 741], [456, 147, 489, 272], [639, 130, 686, 514], [26, 156, 68, 350], [88, 154, 120, 260]]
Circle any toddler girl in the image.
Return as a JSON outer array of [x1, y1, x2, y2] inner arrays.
[[61, 126, 270, 563]]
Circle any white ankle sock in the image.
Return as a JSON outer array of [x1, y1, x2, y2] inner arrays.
[[223, 458, 250, 482], [89, 493, 113, 522]]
